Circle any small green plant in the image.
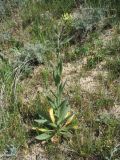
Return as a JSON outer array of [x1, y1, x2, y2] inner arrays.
[[33, 56, 78, 142], [69, 109, 120, 158], [106, 57, 120, 80], [94, 97, 114, 110], [107, 144, 120, 160], [86, 53, 104, 69], [105, 36, 120, 56]]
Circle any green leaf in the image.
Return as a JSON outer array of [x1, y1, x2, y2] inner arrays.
[[58, 81, 66, 97], [49, 123, 57, 128], [48, 100, 56, 109], [55, 74, 61, 86], [60, 36, 74, 45], [47, 96, 54, 103], [58, 100, 67, 108], [47, 96, 55, 108], [58, 105, 70, 124], [58, 83, 63, 97], [50, 90, 57, 98], [53, 68, 61, 86], [35, 133, 51, 140], [58, 59, 62, 76], [34, 119, 47, 124]]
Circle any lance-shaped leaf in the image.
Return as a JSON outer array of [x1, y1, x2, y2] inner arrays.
[[50, 90, 57, 98], [58, 100, 67, 109], [32, 127, 49, 132], [47, 96, 55, 108], [58, 59, 62, 76], [64, 114, 75, 126], [58, 104, 70, 124], [58, 81, 66, 97], [49, 108, 55, 123], [35, 133, 51, 140], [55, 74, 61, 86], [34, 119, 47, 124], [49, 123, 57, 128]]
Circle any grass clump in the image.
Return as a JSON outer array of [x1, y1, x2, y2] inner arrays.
[[106, 57, 120, 80], [94, 97, 114, 110], [104, 35, 120, 56], [86, 53, 104, 69], [0, 61, 26, 153], [69, 108, 120, 159]]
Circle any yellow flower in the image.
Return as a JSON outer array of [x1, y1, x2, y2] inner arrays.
[[49, 108, 55, 123], [62, 13, 72, 22]]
